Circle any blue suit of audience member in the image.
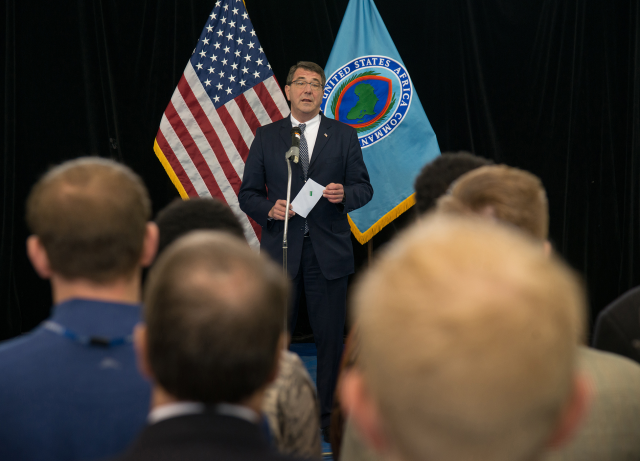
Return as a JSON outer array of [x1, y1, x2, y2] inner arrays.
[[0, 299, 150, 461], [239, 113, 373, 427]]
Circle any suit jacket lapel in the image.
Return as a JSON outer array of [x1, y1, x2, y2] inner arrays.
[[279, 116, 292, 152], [310, 115, 332, 170]]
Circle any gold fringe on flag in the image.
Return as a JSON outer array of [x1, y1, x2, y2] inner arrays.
[[153, 139, 189, 200], [348, 194, 416, 245]]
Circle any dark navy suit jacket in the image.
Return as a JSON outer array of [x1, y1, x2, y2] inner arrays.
[[239, 114, 373, 280], [113, 413, 301, 461]]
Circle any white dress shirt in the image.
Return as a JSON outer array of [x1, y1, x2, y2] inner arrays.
[[148, 402, 205, 424], [147, 401, 259, 425], [290, 113, 321, 161]]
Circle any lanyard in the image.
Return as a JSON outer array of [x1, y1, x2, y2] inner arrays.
[[44, 320, 133, 347]]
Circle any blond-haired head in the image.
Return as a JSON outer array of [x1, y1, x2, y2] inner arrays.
[[345, 214, 586, 461], [437, 165, 549, 241]]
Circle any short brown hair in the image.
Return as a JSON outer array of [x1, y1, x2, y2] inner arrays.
[[26, 157, 151, 283], [354, 214, 585, 461], [438, 165, 549, 240], [143, 231, 288, 404], [285, 61, 326, 87]]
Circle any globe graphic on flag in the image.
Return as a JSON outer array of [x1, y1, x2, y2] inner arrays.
[[336, 77, 392, 127]]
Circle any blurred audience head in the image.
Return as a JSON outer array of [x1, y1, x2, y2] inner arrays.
[[138, 231, 288, 405], [414, 152, 493, 214], [342, 214, 588, 461], [437, 165, 549, 242], [155, 197, 246, 255], [26, 157, 154, 284]]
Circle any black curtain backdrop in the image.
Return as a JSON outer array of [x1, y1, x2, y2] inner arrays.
[[2, 0, 640, 340]]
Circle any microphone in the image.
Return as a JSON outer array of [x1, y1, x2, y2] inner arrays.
[[285, 127, 301, 163]]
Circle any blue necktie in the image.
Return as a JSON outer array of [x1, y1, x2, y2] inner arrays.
[[299, 124, 309, 235], [299, 123, 309, 178]]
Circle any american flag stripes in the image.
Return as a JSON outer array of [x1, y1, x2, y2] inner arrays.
[[153, 0, 290, 249]]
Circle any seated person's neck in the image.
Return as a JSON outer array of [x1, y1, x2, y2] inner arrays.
[[50, 272, 142, 305]]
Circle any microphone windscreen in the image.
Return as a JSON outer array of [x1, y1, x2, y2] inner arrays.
[[290, 127, 301, 146]]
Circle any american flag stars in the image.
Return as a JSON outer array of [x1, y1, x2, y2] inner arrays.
[[188, 0, 272, 109]]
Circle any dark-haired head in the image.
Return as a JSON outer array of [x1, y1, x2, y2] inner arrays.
[[414, 152, 493, 214], [155, 197, 246, 256]]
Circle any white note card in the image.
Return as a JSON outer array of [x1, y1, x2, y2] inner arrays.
[[291, 179, 325, 218]]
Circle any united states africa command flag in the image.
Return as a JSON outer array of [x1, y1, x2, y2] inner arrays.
[[321, 0, 440, 244], [153, 0, 290, 249]]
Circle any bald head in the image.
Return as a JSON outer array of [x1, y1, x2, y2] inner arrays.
[[143, 231, 288, 404], [348, 215, 586, 461]]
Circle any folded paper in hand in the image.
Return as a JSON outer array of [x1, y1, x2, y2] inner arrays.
[[291, 179, 325, 218]]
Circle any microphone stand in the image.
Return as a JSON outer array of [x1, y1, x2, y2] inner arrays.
[[283, 144, 299, 334]]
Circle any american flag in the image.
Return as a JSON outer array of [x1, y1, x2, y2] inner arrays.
[[154, 0, 290, 249]]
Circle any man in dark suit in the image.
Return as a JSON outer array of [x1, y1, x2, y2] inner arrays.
[[116, 231, 298, 461], [239, 61, 373, 437], [153, 197, 322, 457]]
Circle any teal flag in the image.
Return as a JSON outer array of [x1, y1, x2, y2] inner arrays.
[[321, 0, 440, 243]]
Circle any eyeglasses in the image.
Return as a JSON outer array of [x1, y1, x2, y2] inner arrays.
[[291, 80, 323, 91]]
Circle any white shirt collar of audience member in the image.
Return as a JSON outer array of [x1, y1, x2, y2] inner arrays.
[[148, 401, 260, 425]]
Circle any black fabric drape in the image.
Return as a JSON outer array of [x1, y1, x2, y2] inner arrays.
[[3, 0, 640, 340], [2, 0, 19, 339]]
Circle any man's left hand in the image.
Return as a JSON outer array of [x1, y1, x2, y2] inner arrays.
[[323, 183, 345, 204]]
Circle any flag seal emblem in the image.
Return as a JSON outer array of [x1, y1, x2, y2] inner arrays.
[[321, 55, 412, 148]]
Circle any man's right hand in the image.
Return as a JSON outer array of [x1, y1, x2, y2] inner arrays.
[[269, 200, 295, 220]]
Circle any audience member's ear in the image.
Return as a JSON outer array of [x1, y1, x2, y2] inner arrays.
[[133, 323, 154, 381], [140, 222, 159, 268], [543, 240, 553, 257], [546, 373, 591, 450], [266, 333, 287, 384], [479, 205, 497, 219], [26, 235, 52, 279], [340, 369, 388, 453]]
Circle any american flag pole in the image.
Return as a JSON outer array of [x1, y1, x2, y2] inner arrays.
[[153, 0, 290, 250]]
